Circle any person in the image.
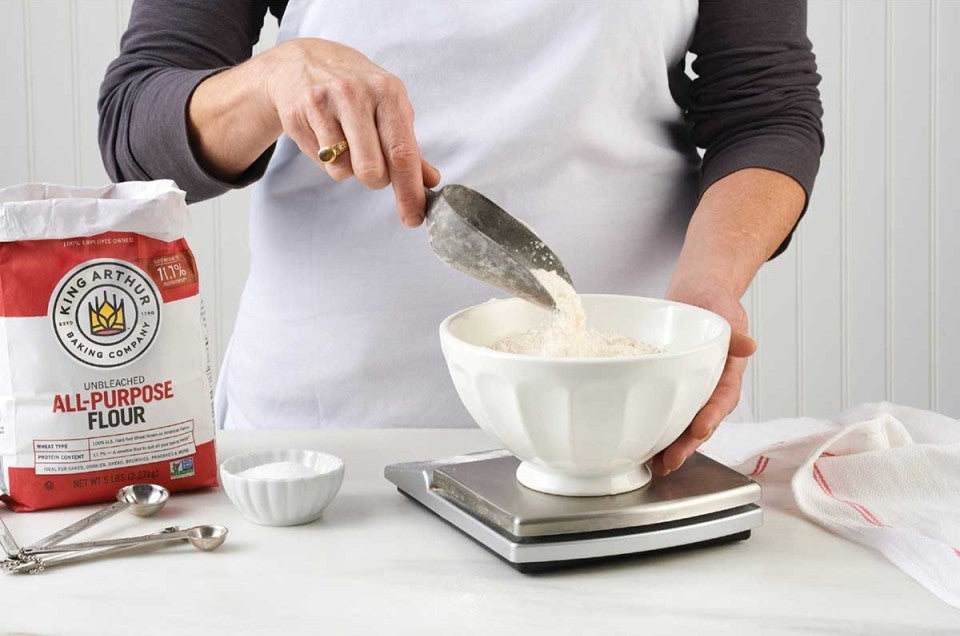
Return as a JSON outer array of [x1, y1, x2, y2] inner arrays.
[[99, 0, 823, 476]]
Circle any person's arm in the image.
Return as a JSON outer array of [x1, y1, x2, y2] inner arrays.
[[186, 38, 440, 226], [99, 0, 439, 223], [98, 0, 285, 204], [654, 0, 824, 475]]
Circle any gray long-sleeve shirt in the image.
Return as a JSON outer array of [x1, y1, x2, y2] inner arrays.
[[98, 0, 823, 255]]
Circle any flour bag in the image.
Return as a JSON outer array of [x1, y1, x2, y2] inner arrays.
[[0, 181, 217, 511]]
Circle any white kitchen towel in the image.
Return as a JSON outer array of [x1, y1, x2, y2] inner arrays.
[[701, 403, 960, 609]]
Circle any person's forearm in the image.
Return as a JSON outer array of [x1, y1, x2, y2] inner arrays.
[[668, 168, 806, 300], [192, 37, 438, 224], [187, 53, 283, 181]]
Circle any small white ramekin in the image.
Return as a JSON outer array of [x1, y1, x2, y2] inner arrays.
[[219, 449, 344, 526]]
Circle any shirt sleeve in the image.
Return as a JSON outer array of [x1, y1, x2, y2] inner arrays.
[[684, 0, 825, 258], [98, 0, 286, 204]]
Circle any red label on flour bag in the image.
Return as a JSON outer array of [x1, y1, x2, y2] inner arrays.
[[0, 181, 217, 511]]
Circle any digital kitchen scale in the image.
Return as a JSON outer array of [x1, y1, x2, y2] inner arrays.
[[385, 450, 762, 572]]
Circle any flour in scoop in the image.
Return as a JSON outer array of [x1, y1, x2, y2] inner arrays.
[[239, 461, 318, 480], [492, 269, 665, 358]]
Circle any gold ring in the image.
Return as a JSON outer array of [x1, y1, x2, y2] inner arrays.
[[318, 140, 349, 164]]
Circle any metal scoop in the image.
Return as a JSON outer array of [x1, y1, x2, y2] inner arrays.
[[28, 484, 169, 550], [424, 185, 572, 309], [22, 524, 228, 556]]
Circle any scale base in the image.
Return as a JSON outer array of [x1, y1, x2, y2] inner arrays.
[[511, 531, 753, 573], [385, 450, 762, 572]]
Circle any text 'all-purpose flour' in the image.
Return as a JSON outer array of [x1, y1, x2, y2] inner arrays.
[[0, 181, 217, 511]]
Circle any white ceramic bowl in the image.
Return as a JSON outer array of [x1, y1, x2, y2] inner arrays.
[[219, 449, 344, 526], [440, 295, 730, 496]]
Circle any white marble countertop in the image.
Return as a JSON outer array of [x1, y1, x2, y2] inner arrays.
[[1, 429, 958, 635]]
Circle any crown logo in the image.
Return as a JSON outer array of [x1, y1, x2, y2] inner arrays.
[[88, 293, 126, 336]]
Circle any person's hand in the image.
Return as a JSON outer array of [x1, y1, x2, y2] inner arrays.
[[260, 38, 440, 226], [652, 275, 757, 476]]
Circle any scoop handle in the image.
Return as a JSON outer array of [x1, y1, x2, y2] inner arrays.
[[424, 188, 440, 219]]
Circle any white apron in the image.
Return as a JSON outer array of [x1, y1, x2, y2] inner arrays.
[[217, 0, 708, 430]]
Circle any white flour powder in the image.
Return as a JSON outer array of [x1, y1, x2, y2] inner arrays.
[[239, 461, 318, 480], [492, 269, 664, 358]]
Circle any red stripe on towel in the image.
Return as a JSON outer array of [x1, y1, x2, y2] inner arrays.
[[812, 464, 883, 525], [812, 463, 885, 527], [757, 456, 769, 475], [813, 464, 884, 526], [749, 455, 769, 476], [953, 548, 960, 558]]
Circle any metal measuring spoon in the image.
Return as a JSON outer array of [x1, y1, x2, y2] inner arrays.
[[28, 484, 169, 550], [22, 524, 228, 556], [425, 185, 572, 309], [6, 533, 175, 574], [0, 516, 24, 559], [0, 516, 48, 573]]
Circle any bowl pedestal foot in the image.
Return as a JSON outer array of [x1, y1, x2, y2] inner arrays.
[[515, 461, 652, 497]]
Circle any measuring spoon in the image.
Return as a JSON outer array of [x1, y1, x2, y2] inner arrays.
[[0, 515, 23, 559], [29, 484, 169, 550], [5, 535, 174, 574], [424, 185, 572, 310], [23, 524, 228, 556]]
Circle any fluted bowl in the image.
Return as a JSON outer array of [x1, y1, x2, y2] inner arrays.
[[439, 295, 730, 496], [219, 449, 344, 526]]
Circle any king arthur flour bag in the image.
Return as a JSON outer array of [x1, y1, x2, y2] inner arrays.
[[0, 181, 217, 511]]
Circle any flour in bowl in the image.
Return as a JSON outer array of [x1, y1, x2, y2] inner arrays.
[[491, 269, 664, 358], [238, 461, 317, 480]]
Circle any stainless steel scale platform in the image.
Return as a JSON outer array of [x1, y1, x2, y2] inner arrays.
[[385, 450, 762, 572]]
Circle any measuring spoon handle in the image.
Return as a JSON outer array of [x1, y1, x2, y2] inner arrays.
[[28, 500, 130, 549], [24, 527, 186, 555], [7, 541, 163, 574], [0, 516, 22, 558]]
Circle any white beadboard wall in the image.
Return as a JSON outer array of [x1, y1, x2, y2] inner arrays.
[[1, 0, 957, 421]]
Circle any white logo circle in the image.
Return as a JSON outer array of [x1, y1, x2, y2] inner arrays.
[[50, 259, 162, 368]]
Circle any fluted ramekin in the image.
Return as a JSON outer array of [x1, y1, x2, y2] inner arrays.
[[220, 449, 344, 526]]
